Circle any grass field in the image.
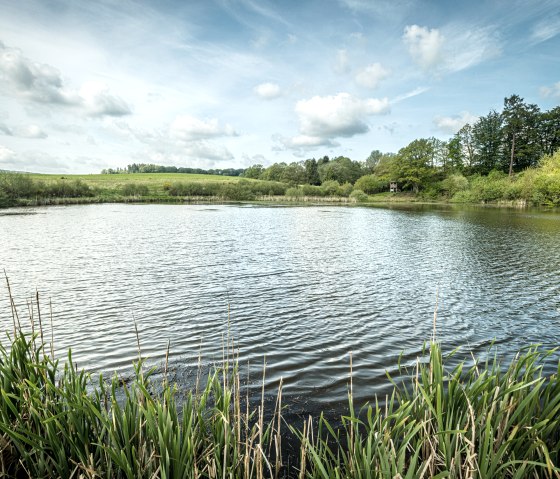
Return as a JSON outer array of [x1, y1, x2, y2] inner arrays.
[[26, 173, 246, 197]]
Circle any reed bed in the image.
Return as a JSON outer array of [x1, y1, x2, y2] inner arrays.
[[1, 288, 559, 478]]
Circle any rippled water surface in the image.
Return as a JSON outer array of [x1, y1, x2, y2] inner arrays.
[[1, 204, 560, 409]]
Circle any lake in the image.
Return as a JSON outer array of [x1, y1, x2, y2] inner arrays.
[[1, 203, 559, 413]]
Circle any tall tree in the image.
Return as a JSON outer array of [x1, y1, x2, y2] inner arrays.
[[304, 158, 321, 185], [472, 111, 503, 175], [394, 139, 436, 192], [501, 95, 541, 175], [538, 106, 560, 156], [364, 150, 383, 173]]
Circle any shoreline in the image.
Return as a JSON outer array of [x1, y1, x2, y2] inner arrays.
[[1, 194, 557, 211]]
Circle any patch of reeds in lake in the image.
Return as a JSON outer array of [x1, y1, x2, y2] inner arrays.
[[1, 284, 559, 478]]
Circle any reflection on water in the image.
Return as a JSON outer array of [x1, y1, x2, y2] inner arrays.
[[1, 203, 559, 409]]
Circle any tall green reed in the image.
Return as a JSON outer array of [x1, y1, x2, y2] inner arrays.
[[1, 280, 560, 478]]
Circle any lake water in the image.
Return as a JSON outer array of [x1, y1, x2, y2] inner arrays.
[[1, 203, 559, 412]]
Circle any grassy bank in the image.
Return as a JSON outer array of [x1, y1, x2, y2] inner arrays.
[[2, 151, 560, 208], [1, 292, 559, 477]]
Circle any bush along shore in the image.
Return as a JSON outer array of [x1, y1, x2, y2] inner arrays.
[[1, 292, 560, 478], [2, 149, 560, 209]]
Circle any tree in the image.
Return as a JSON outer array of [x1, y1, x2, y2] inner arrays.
[[281, 162, 307, 185], [501, 95, 541, 175], [261, 162, 287, 182], [446, 136, 464, 172], [538, 106, 560, 156], [455, 124, 475, 171], [364, 150, 383, 173], [304, 158, 321, 185], [472, 111, 503, 175], [243, 164, 264, 179], [393, 139, 436, 192], [318, 156, 363, 184]]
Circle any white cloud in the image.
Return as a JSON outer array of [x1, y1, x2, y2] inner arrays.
[[0, 147, 71, 173], [531, 17, 560, 44], [0, 144, 16, 162], [0, 122, 47, 139], [254, 82, 282, 99], [278, 134, 338, 149], [170, 115, 237, 141], [333, 49, 350, 74], [540, 81, 560, 98], [0, 42, 131, 117], [0, 123, 12, 136], [296, 92, 390, 138], [403, 25, 445, 71], [391, 86, 430, 103], [0, 43, 80, 105], [355, 62, 390, 89], [80, 81, 131, 117], [402, 24, 501, 74], [15, 124, 47, 139], [145, 140, 234, 164], [445, 27, 501, 73], [277, 92, 389, 153], [433, 111, 478, 134], [181, 141, 234, 162]]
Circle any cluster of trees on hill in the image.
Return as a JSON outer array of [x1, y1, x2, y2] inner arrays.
[[101, 163, 245, 176], [96, 95, 559, 200], [244, 95, 560, 194]]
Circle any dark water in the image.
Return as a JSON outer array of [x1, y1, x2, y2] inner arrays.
[[1, 203, 559, 412]]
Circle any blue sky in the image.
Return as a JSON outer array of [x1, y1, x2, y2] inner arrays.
[[0, 0, 559, 173]]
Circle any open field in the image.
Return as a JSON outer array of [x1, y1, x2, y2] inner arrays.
[[26, 172, 245, 196]]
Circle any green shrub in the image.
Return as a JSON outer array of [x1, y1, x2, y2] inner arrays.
[[300, 184, 325, 196], [121, 183, 149, 196], [321, 180, 341, 196], [339, 182, 354, 197], [354, 174, 388, 194], [0, 173, 37, 199], [349, 189, 368, 202], [440, 173, 469, 198], [286, 187, 304, 197]]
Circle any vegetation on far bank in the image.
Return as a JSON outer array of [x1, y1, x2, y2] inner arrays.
[[1, 290, 560, 478], [3, 148, 560, 208], [2, 95, 560, 208]]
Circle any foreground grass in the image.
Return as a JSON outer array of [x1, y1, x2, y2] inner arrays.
[[1, 293, 560, 478]]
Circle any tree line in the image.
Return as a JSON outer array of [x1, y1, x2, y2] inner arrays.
[[101, 164, 245, 177], [244, 95, 560, 193]]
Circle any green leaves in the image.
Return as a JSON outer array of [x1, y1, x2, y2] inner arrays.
[[1, 331, 559, 478]]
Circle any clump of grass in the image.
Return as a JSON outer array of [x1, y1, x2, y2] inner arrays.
[[0, 289, 284, 478], [1, 283, 559, 478], [297, 343, 560, 478]]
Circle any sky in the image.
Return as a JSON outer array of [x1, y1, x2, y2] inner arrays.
[[0, 0, 559, 174]]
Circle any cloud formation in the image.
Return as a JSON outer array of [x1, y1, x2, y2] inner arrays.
[[403, 25, 500, 74], [540, 81, 560, 98], [531, 17, 560, 44], [170, 115, 237, 141], [0, 122, 48, 139], [254, 82, 282, 99], [333, 49, 351, 74], [433, 111, 478, 134], [355, 62, 390, 89], [277, 92, 390, 153], [296, 92, 390, 138], [0, 144, 15, 163], [0, 42, 130, 117], [403, 25, 444, 71], [80, 81, 131, 117]]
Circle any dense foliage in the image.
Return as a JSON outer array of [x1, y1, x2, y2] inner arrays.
[[1, 323, 559, 477], [101, 163, 245, 177], [241, 95, 560, 197]]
